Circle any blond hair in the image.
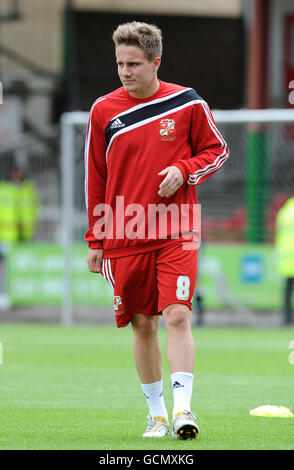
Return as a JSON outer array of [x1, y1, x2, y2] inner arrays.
[[112, 21, 162, 61]]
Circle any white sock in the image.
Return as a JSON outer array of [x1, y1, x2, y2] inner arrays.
[[140, 380, 168, 420], [171, 371, 194, 418]]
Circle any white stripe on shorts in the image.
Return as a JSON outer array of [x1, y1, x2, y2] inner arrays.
[[102, 259, 114, 291]]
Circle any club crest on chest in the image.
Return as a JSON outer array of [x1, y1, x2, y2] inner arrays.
[[159, 118, 176, 141]]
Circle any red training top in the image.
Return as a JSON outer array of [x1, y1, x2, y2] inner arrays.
[[84, 80, 229, 258]]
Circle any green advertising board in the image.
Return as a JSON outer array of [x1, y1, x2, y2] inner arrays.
[[197, 243, 282, 310], [6, 243, 113, 305], [6, 242, 283, 310]]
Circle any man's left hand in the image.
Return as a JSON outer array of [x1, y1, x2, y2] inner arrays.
[[158, 166, 184, 198]]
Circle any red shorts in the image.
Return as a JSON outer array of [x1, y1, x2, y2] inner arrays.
[[101, 241, 197, 328]]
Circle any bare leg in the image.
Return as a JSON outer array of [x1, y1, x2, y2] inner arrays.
[[162, 304, 194, 373], [131, 313, 162, 383]]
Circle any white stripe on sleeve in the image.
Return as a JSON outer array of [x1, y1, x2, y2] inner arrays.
[[84, 97, 106, 209], [187, 103, 229, 185]]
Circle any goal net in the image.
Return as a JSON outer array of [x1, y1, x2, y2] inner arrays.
[[61, 108, 294, 324]]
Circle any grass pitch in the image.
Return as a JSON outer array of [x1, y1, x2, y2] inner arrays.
[[0, 323, 293, 450]]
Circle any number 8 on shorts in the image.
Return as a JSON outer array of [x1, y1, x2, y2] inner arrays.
[[176, 276, 190, 301]]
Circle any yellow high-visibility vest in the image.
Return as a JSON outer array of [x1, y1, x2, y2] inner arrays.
[[276, 197, 294, 277], [0, 180, 39, 243]]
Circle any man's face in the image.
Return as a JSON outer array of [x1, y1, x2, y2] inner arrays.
[[116, 44, 160, 99]]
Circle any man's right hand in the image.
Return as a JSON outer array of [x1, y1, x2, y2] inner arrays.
[[87, 248, 104, 273]]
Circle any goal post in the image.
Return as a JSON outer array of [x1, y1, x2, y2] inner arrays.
[[61, 112, 89, 326], [61, 108, 294, 326]]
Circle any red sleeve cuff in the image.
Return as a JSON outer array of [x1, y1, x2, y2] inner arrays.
[[88, 241, 103, 250], [173, 162, 188, 182]]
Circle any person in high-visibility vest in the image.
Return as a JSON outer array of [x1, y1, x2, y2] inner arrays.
[[0, 167, 39, 309], [275, 197, 294, 325], [0, 166, 39, 243]]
